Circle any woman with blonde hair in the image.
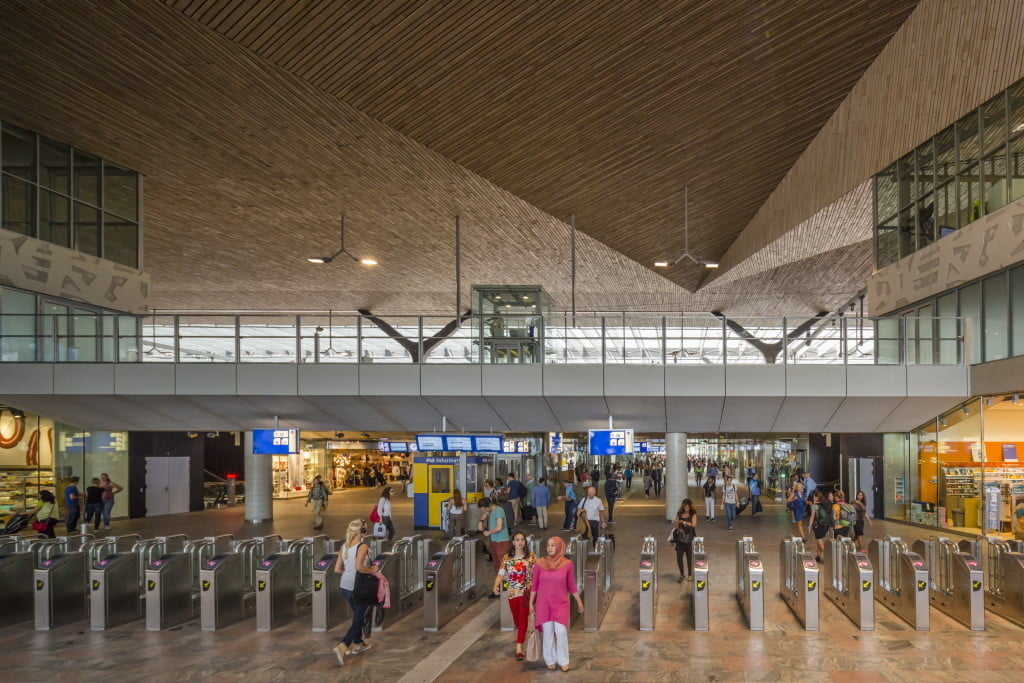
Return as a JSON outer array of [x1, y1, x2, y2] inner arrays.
[[331, 518, 379, 666]]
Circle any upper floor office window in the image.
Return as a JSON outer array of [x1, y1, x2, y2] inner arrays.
[[0, 121, 140, 268], [875, 78, 1024, 269]]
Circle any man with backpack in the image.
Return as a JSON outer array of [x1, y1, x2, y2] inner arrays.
[[810, 490, 833, 564], [305, 475, 331, 530]]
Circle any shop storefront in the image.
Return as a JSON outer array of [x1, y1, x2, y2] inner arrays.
[[887, 393, 1024, 537], [0, 407, 129, 520]]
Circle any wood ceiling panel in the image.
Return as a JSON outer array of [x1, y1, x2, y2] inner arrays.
[[164, 0, 919, 290]]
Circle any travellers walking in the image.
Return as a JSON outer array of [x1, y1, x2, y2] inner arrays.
[[478, 497, 510, 572], [305, 475, 331, 530], [531, 477, 551, 530], [446, 489, 468, 539], [576, 486, 607, 548], [29, 490, 59, 538], [530, 536, 585, 672], [603, 476, 618, 524], [491, 532, 536, 661], [332, 519, 379, 666], [559, 479, 579, 531], [702, 476, 717, 523], [506, 473, 526, 526], [748, 473, 762, 517], [722, 475, 738, 531], [673, 498, 698, 582], [375, 486, 396, 541], [64, 476, 81, 533], [84, 478, 104, 531], [852, 490, 872, 551], [787, 481, 807, 540], [624, 465, 633, 490]]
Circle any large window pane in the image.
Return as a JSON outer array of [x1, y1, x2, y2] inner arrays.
[[1, 124, 35, 181], [39, 137, 70, 194], [40, 302, 68, 362], [39, 190, 70, 247], [875, 163, 898, 221], [876, 317, 902, 364], [983, 272, 1009, 362], [73, 202, 99, 256], [916, 304, 934, 364], [902, 312, 916, 364], [73, 150, 100, 206], [935, 128, 956, 188], [982, 145, 1008, 214], [876, 216, 899, 269], [1010, 81, 1024, 135], [936, 292, 959, 364], [102, 213, 137, 267], [916, 139, 935, 199], [957, 111, 982, 226], [0, 287, 37, 361], [1010, 132, 1024, 201], [960, 282, 982, 364], [2, 176, 35, 235], [1012, 266, 1024, 357], [981, 94, 1008, 154], [103, 163, 137, 220], [915, 195, 935, 249], [898, 206, 915, 259], [934, 180, 957, 237], [897, 152, 916, 211]]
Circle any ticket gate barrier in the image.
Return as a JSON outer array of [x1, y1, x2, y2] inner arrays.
[[145, 552, 193, 630], [423, 536, 485, 631], [868, 536, 929, 630], [736, 536, 764, 631], [311, 552, 346, 632], [780, 537, 819, 630], [33, 535, 101, 630], [911, 536, 984, 630], [200, 535, 281, 631], [823, 536, 874, 631], [394, 535, 428, 615], [0, 539, 47, 628], [692, 538, 709, 631], [90, 552, 141, 630], [956, 536, 1024, 627], [583, 536, 615, 631], [255, 537, 322, 632], [638, 536, 657, 631]]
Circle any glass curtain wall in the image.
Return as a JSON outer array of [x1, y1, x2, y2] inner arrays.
[[0, 121, 140, 268], [54, 424, 130, 521], [875, 78, 1024, 268]]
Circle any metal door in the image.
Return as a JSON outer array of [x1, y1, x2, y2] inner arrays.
[[146, 457, 190, 516]]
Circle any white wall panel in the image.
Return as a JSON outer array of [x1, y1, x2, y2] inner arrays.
[[772, 397, 843, 431], [113, 365, 175, 395], [785, 366, 845, 397], [53, 364, 115, 395], [359, 364, 421, 396], [724, 366, 786, 396], [236, 365, 298, 396], [720, 397, 785, 431], [0, 365, 54, 394], [297, 365, 359, 396], [175, 365, 236, 395], [665, 397, 724, 432], [664, 366, 725, 396]]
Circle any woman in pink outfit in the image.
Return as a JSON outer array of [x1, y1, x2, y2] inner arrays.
[[529, 536, 584, 671]]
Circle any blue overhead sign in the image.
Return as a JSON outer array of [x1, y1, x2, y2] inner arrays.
[[415, 434, 504, 453], [252, 429, 299, 455], [588, 429, 634, 456]]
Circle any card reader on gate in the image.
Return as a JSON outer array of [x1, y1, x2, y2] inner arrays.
[[149, 554, 174, 570], [204, 554, 230, 569], [94, 554, 119, 569]]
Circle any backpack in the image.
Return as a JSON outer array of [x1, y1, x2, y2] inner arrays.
[[813, 502, 832, 528], [838, 503, 857, 527], [369, 504, 381, 524]]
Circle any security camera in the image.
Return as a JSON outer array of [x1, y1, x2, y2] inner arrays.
[[335, 431, 345, 439], [186, 431, 198, 438], [206, 431, 220, 438]]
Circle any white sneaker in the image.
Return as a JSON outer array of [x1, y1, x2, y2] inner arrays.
[[332, 646, 345, 667]]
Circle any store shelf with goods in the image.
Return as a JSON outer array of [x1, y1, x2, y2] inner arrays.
[[0, 468, 54, 511]]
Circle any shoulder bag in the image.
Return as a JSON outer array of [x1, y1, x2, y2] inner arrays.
[[524, 612, 540, 661]]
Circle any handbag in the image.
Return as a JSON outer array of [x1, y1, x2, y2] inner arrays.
[[373, 521, 387, 538], [353, 570, 379, 603], [369, 505, 381, 524], [31, 521, 48, 532], [666, 529, 676, 546], [524, 613, 540, 661], [575, 509, 590, 536]]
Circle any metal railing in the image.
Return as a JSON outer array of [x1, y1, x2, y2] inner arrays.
[[0, 312, 966, 366]]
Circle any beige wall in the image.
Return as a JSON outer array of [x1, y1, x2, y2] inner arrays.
[[0, 229, 149, 313], [867, 196, 1024, 315]]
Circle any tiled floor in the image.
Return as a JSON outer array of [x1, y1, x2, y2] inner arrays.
[[2, 481, 1022, 682]]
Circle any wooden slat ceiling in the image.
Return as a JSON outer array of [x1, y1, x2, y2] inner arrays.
[[163, 0, 919, 291]]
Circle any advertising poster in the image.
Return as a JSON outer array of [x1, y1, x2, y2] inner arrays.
[[894, 477, 905, 504], [0, 411, 54, 467], [984, 486, 1002, 532]]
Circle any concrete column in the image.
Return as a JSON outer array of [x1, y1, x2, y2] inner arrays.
[[665, 432, 687, 521], [244, 431, 273, 523]]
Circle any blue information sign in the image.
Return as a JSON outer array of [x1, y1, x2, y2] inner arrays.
[[415, 434, 504, 452], [588, 429, 634, 456], [416, 435, 446, 451], [473, 436, 502, 453], [390, 441, 409, 453], [252, 429, 299, 454]]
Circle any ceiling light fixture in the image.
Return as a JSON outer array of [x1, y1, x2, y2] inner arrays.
[[660, 186, 719, 269], [307, 215, 378, 266]]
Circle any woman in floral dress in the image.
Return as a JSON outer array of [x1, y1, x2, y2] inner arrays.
[[492, 531, 536, 660], [530, 536, 584, 671]]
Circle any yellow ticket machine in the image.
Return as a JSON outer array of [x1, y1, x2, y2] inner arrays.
[[414, 456, 456, 529]]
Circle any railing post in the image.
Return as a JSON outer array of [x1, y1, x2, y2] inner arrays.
[[661, 316, 667, 366], [721, 316, 727, 366], [782, 317, 788, 365], [173, 315, 180, 363], [356, 314, 363, 363], [538, 316, 545, 364], [478, 314, 485, 364], [418, 316, 424, 364], [295, 315, 301, 364], [601, 317, 606, 364], [234, 316, 241, 363]]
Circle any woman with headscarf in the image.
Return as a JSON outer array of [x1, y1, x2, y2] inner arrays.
[[529, 536, 584, 671]]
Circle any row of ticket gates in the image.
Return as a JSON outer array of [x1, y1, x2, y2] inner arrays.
[[637, 533, 1024, 631], [0, 530, 616, 634]]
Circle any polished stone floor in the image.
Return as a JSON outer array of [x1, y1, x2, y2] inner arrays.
[[2, 480, 1022, 682]]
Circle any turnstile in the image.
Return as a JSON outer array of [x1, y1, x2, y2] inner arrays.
[[780, 537, 819, 630], [1, 548, 35, 627], [200, 535, 278, 631], [90, 552, 142, 630], [692, 538, 709, 631], [311, 553, 345, 632], [255, 553, 298, 631], [823, 536, 874, 630], [736, 536, 764, 631], [144, 553, 193, 630], [638, 536, 657, 631], [583, 536, 615, 631], [959, 537, 1024, 627], [423, 536, 485, 631], [35, 553, 87, 629], [869, 536, 929, 630], [912, 536, 984, 630]]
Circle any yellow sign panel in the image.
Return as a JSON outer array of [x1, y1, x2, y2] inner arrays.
[[862, 580, 872, 591], [807, 580, 816, 591]]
